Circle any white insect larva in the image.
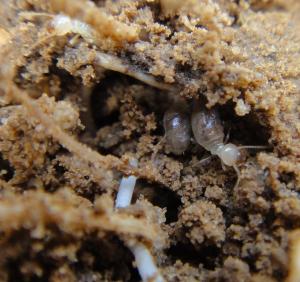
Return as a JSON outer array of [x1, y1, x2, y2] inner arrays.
[[163, 104, 191, 155], [51, 15, 96, 43], [191, 100, 267, 188]]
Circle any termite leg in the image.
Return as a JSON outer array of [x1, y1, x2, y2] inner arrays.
[[224, 127, 231, 144], [191, 155, 213, 168], [221, 160, 227, 171], [151, 135, 166, 163], [233, 165, 241, 190]]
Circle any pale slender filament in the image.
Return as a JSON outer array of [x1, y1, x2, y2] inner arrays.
[[238, 145, 269, 150], [130, 244, 164, 282], [191, 155, 213, 167], [115, 158, 138, 208], [115, 158, 165, 282], [151, 135, 166, 163], [95, 52, 174, 91], [233, 165, 241, 190]]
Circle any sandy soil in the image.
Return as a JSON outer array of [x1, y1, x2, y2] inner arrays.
[[0, 0, 299, 281]]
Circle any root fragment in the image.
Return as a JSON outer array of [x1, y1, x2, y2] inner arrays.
[[95, 52, 175, 91], [48, 0, 139, 44], [286, 230, 300, 282], [115, 158, 165, 282], [4, 82, 163, 185], [130, 244, 164, 282], [0, 28, 11, 46], [0, 189, 158, 242], [49, 15, 174, 90], [115, 158, 138, 208]]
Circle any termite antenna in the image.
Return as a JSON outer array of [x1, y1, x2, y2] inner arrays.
[[151, 135, 166, 163], [224, 127, 231, 144], [233, 165, 241, 190], [238, 145, 269, 150]]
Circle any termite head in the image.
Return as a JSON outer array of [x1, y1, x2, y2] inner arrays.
[[214, 143, 267, 189], [216, 143, 241, 167]]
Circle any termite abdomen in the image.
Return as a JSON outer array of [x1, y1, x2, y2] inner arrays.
[[191, 102, 224, 153], [163, 107, 191, 155]]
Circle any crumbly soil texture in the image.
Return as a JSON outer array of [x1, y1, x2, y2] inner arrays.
[[0, 0, 300, 281]]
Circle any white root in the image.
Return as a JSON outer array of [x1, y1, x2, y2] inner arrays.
[[286, 230, 300, 282], [115, 158, 165, 282], [130, 244, 164, 282], [94, 52, 174, 91], [115, 158, 138, 208], [49, 15, 174, 91]]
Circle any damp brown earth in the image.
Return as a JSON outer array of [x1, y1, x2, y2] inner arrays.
[[0, 0, 300, 281]]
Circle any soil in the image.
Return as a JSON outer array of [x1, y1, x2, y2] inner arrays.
[[0, 0, 299, 281]]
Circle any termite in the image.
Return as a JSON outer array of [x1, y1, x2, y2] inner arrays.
[[163, 102, 191, 155], [151, 100, 191, 161], [191, 100, 267, 189]]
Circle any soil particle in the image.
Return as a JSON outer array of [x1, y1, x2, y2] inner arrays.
[[0, 0, 299, 281], [177, 200, 226, 247]]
